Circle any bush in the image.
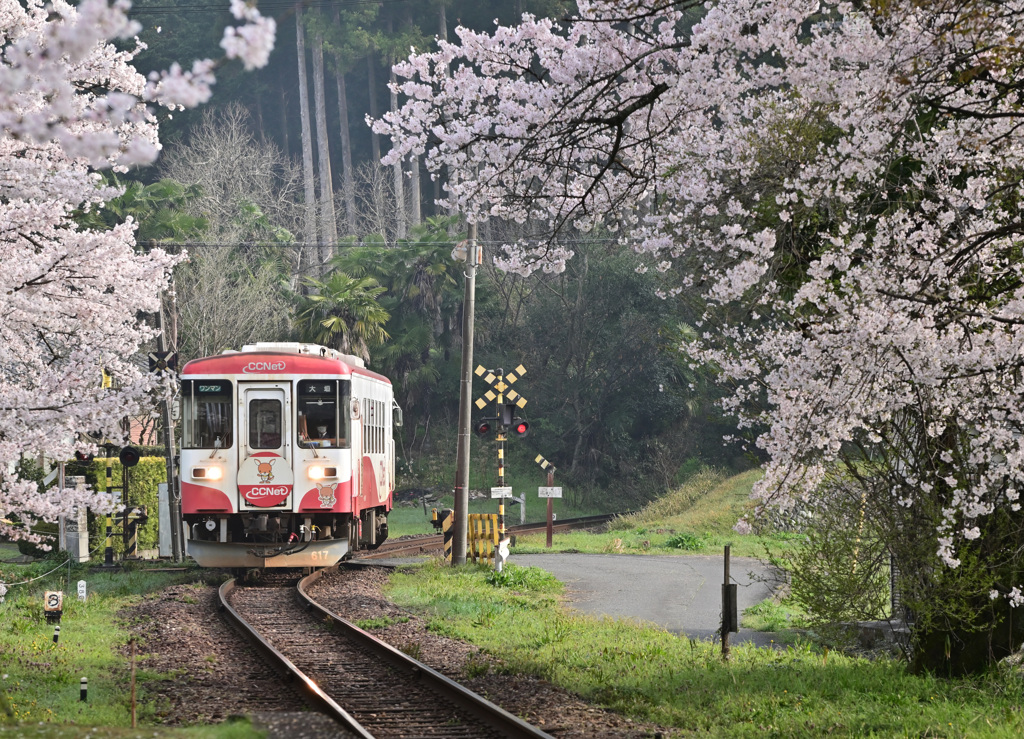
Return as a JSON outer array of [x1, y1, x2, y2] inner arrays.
[[85, 456, 166, 555], [666, 532, 704, 550], [486, 564, 559, 591]]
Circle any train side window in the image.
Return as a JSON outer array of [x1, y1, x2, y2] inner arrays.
[[249, 398, 282, 449], [181, 380, 233, 449]]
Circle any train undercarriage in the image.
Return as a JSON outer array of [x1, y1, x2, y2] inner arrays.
[[184, 507, 389, 569]]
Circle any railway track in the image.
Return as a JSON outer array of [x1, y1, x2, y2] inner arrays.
[[219, 570, 553, 738], [356, 512, 621, 560]]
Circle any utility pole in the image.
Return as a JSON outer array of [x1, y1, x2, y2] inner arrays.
[[453, 223, 479, 565], [157, 294, 182, 562]]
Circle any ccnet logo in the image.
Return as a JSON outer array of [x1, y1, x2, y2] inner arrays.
[[247, 486, 288, 496], [242, 360, 286, 374]]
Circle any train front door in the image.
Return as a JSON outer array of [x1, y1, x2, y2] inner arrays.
[[237, 383, 294, 509]]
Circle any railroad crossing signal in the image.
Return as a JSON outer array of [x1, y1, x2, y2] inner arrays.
[[148, 351, 177, 373], [474, 365, 528, 435], [474, 364, 527, 414]]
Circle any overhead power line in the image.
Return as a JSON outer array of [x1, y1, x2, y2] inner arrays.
[[129, 0, 414, 15], [140, 238, 634, 249]]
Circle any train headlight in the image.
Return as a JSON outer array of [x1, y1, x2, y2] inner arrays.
[[308, 466, 337, 480], [192, 467, 224, 481]]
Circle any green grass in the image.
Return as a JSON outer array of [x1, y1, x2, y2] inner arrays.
[[510, 468, 796, 559], [0, 555, 257, 738], [0, 542, 20, 560], [386, 560, 1024, 737]]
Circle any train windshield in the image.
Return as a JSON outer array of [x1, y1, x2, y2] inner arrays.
[[297, 379, 350, 449], [181, 380, 233, 449]]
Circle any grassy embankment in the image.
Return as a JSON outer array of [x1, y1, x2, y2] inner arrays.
[[4, 469, 1023, 737], [386, 560, 1024, 737], [378, 469, 1024, 737], [0, 547, 252, 739]]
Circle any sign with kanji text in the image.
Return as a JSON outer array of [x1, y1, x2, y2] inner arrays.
[[538, 487, 563, 498], [490, 486, 513, 498]]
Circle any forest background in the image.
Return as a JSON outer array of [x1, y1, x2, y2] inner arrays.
[[112, 0, 749, 508]]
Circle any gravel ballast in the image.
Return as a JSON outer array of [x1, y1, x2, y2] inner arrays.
[[123, 565, 674, 738]]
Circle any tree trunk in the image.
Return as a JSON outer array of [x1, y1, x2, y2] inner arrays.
[[296, 6, 317, 282], [367, 50, 381, 165], [279, 85, 290, 159], [312, 18, 338, 263], [389, 62, 407, 239], [335, 65, 357, 236], [409, 156, 421, 227]]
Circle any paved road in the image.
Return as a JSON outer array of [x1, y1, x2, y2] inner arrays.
[[514, 552, 778, 646]]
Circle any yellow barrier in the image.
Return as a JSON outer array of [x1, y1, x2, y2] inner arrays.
[[441, 510, 453, 563], [468, 513, 499, 564]]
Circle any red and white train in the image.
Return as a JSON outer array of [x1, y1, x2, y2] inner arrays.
[[179, 342, 399, 568]]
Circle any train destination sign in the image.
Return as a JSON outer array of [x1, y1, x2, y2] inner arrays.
[[538, 487, 563, 498]]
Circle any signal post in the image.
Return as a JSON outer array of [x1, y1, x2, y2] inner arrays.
[[474, 365, 530, 571]]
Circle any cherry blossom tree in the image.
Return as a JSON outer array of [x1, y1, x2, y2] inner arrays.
[[377, 0, 1024, 671], [0, 0, 275, 546]]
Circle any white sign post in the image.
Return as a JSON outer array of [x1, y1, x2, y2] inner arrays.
[[77, 580, 87, 602], [538, 487, 562, 498], [490, 486, 513, 499]]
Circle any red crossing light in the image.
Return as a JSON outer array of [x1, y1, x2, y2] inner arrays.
[[473, 420, 493, 436], [512, 420, 530, 437]]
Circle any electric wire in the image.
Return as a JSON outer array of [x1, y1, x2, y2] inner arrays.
[[139, 238, 637, 248], [128, 0, 415, 15]]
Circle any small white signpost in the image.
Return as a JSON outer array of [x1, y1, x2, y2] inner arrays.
[[77, 580, 87, 602], [490, 486, 513, 499], [538, 486, 563, 498]]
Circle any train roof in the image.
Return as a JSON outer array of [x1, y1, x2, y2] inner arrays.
[[181, 342, 391, 384]]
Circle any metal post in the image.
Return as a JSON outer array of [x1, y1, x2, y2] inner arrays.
[[497, 427, 506, 537], [496, 418, 508, 572], [722, 545, 731, 662], [105, 459, 115, 566], [452, 223, 478, 566], [546, 469, 554, 548], [157, 298, 183, 562], [121, 465, 129, 554], [104, 516, 114, 566], [130, 637, 137, 728]]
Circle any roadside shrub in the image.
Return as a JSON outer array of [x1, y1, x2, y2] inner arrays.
[[666, 532, 704, 550], [486, 564, 559, 591]]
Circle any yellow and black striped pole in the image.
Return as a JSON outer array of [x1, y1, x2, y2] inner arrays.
[[496, 426, 506, 548], [441, 509, 454, 563], [104, 459, 115, 566], [125, 510, 139, 559], [104, 516, 114, 566]]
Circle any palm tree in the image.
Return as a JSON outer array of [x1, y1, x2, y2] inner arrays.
[[294, 272, 390, 362]]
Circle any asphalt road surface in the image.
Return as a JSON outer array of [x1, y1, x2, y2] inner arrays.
[[514, 552, 778, 646]]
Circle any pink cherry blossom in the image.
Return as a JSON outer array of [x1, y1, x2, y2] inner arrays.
[[378, 0, 1024, 603], [0, 0, 274, 545]]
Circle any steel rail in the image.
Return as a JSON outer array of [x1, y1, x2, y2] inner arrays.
[[218, 578, 372, 738], [299, 567, 554, 739]]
